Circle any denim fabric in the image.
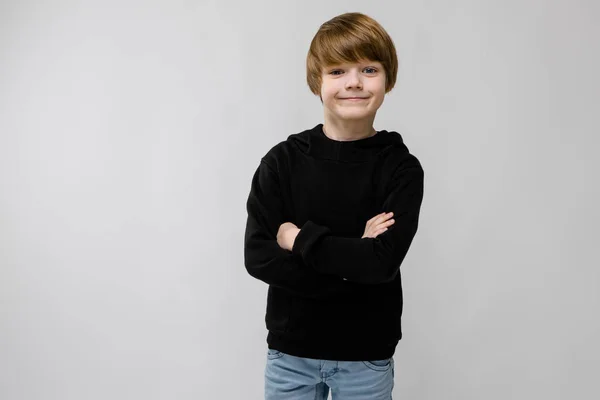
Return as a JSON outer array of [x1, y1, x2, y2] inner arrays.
[[265, 349, 395, 399]]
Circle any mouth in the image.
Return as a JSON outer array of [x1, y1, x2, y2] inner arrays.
[[340, 97, 368, 101]]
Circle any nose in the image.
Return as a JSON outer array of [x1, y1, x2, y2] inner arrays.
[[345, 69, 363, 90]]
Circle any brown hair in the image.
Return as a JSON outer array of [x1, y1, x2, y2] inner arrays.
[[306, 12, 399, 98]]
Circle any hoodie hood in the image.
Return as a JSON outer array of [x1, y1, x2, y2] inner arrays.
[[287, 123, 408, 163]]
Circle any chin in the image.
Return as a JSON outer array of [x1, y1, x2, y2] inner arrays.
[[336, 109, 373, 118]]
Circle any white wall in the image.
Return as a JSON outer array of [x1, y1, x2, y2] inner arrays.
[[1, 0, 598, 399]]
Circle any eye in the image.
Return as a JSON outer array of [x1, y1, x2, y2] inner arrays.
[[329, 67, 378, 75]]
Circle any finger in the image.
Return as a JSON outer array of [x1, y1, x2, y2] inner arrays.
[[374, 215, 383, 223], [377, 219, 393, 229], [375, 216, 391, 227], [369, 212, 386, 223], [377, 212, 393, 222], [374, 228, 388, 237], [378, 220, 394, 230]]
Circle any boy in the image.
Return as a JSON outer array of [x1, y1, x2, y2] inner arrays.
[[244, 12, 424, 400]]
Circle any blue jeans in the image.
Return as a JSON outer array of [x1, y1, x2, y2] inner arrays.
[[265, 349, 395, 399]]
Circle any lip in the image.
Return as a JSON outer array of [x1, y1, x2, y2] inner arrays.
[[340, 97, 368, 101]]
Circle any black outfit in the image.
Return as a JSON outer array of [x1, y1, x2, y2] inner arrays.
[[244, 123, 424, 361]]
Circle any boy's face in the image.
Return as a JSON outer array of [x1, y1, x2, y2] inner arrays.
[[320, 59, 386, 122]]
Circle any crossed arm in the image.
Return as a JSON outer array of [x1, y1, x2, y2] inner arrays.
[[276, 212, 396, 253], [244, 159, 424, 297]]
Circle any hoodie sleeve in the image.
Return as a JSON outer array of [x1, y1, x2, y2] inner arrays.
[[244, 159, 354, 298], [291, 164, 424, 285]]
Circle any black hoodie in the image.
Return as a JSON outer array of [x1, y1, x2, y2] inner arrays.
[[244, 123, 424, 361]]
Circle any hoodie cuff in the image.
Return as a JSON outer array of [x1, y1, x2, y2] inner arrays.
[[291, 220, 331, 264]]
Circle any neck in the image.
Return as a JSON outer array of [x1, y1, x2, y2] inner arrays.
[[322, 114, 376, 142]]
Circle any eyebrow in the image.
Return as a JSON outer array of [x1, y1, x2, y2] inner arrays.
[[328, 62, 380, 68], [331, 61, 380, 67]]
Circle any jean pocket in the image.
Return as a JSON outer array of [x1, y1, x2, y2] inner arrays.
[[267, 348, 284, 360], [362, 358, 393, 371]]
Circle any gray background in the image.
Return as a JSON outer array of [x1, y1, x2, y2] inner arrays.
[[1, 0, 598, 399]]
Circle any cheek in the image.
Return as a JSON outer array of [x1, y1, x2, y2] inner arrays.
[[321, 87, 336, 102]]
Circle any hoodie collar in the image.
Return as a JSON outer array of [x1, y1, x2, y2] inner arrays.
[[289, 123, 405, 162]]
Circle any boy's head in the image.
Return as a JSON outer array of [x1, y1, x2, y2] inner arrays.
[[306, 12, 398, 123]]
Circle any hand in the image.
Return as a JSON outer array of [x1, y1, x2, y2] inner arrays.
[[362, 212, 395, 239], [277, 222, 300, 251]]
